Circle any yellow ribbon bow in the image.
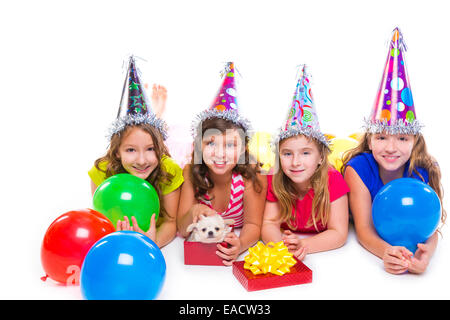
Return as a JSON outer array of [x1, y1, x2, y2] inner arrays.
[[243, 241, 297, 276]]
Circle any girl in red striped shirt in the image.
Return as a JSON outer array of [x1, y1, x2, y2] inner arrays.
[[177, 117, 267, 265], [178, 62, 267, 265]]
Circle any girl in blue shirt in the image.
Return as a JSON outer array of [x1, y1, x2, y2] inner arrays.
[[342, 132, 445, 274], [342, 28, 445, 275]]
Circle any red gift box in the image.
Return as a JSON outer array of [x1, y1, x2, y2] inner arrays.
[[184, 240, 228, 266], [232, 258, 312, 291]]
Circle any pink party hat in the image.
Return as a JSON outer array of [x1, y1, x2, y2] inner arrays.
[[210, 62, 239, 113], [191, 62, 251, 136], [274, 65, 329, 147], [364, 27, 422, 134]]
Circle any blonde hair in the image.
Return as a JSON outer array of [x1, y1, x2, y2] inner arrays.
[[94, 124, 174, 219], [273, 135, 331, 231], [341, 132, 447, 227]]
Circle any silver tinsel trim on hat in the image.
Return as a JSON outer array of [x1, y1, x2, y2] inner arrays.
[[190, 109, 252, 137], [272, 125, 330, 150], [108, 113, 169, 141], [362, 117, 423, 135]]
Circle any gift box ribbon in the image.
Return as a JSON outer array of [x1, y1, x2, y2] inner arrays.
[[244, 241, 297, 276]]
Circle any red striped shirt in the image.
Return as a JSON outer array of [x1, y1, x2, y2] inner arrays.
[[198, 172, 245, 228]]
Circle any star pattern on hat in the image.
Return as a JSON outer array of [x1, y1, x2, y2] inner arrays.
[[108, 56, 168, 140]]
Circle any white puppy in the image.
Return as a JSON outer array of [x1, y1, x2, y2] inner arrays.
[[186, 214, 234, 243]]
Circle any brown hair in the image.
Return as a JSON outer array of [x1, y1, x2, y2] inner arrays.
[[273, 135, 331, 231], [94, 124, 174, 218], [341, 132, 447, 227], [190, 117, 262, 201]]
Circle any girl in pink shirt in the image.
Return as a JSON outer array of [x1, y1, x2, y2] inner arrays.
[[262, 135, 350, 260], [261, 65, 350, 260], [266, 166, 349, 234]]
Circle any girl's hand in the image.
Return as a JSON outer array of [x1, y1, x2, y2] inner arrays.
[[282, 230, 307, 260], [407, 243, 431, 274], [191, 204, 217, 223], [116, 216, 135, 232], [382, 246, 412, 274], [216, 232, 241, 266], [116, 215, 157, 243]]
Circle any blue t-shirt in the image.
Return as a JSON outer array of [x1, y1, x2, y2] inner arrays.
[[346, 152, 429, 201]]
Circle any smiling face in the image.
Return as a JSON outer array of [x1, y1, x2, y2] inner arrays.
[[279, 135, 323, 190], [368, 132, 415, 175], [201, 128, 244, 176], [116, 127, 158, 180]]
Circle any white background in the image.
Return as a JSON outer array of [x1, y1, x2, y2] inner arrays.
[[1, 0, 449, 299]]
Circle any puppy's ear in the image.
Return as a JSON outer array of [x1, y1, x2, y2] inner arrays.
[[223, 219, 235, 226], [186, 222, 197, 233]]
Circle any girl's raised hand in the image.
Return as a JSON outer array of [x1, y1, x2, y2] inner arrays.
[[382, 246, 412, 274], [216, 232, 241, 266]]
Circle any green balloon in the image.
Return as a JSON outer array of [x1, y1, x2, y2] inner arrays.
[[93, 174, 160, 232]]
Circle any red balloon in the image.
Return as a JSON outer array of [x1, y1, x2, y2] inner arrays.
[[41, 208, 115, 285]]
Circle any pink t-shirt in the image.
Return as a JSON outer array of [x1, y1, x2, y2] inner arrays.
[[266, 167, 349, 233]]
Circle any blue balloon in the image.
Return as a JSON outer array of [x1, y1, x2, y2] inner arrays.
[[372, 178, 441, 253], [80, 231, 166, 300]]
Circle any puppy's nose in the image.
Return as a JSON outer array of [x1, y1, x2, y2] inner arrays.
[[208, 231, 214, 237]]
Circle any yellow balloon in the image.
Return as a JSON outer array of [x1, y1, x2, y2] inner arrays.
[[248, 131, 275, 171], [248, 132, 361, 172], [348, 132, 364, 143], [328, 137, 359, 172]]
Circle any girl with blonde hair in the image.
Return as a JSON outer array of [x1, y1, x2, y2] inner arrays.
[[262, 66, 350, 260], [342, 28, 446, 274]]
